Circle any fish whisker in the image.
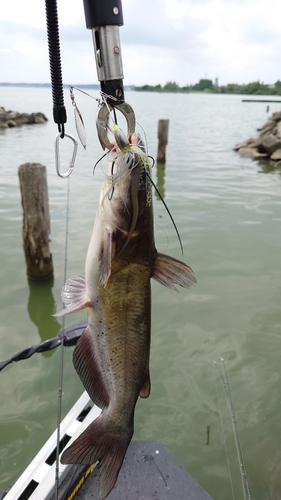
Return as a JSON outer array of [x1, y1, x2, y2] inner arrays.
[[145, 171, 184, 256], [93, 152, 108, 176], [148, 155, 155, 168]]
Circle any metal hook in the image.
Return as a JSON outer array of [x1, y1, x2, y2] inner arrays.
[[55, 132, 78, 178]]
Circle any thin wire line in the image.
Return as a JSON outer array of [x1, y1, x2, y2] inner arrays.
[[55, 176, 71, 499], [213, 361, 236, 500], [220, 358, 252, 500]]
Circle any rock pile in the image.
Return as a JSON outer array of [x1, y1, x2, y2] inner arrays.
[[0, 107, 48, 128], [234, 111, 281, 165]]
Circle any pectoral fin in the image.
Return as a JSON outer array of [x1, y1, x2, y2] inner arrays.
[[54, 274, 92, 316], [152, 252, 197, 291]]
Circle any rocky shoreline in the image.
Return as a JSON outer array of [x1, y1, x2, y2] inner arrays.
[[234, 111, 281, 166], [0, 106, 48, 128]]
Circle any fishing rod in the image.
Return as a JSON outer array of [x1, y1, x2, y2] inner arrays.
[[83, 0, 125, 105], [214, 358, 252, 500]]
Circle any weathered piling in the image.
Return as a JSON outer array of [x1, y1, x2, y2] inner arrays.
[[155, 161, 165, 200], [18, 163, 53, 280], [157, 119, 169, 162]]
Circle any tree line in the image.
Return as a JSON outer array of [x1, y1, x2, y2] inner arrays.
[[135, 79, 281, 95]]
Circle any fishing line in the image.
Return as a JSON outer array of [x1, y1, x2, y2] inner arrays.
[[135, 121, 149, 154], [69, 85, 99, 102], [214, 358, 252, 500], [213, 361, 236, 500], [54, 176, 71, 500], [113, 107, 118, 126]]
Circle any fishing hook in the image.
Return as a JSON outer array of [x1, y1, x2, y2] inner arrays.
[[108, 160, 116, 200], [55, 132, 78, 178]]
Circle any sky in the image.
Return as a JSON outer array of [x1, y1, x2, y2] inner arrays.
[[0, 0, 281, 87]]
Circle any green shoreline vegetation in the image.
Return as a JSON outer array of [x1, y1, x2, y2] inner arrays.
[[1, 80, 281, 96], [135, 79, 281, 95]]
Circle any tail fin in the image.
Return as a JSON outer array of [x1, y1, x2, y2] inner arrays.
[[61, 413, 133, 500]]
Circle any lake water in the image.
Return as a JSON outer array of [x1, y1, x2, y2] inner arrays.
[[0, 87, 281, 500]]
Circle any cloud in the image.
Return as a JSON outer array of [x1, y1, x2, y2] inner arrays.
[[1, 0, 281, 85], [121, 0, 208, 49], [59, 22, 90, 44], [0, 20, 49, 82], [241, 21, 281, 46]]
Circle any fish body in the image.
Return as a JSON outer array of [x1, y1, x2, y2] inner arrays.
[[56, 132, 196, 499]]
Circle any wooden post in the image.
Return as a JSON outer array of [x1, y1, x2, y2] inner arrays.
[[157, 119, 169, 162], [18, 163, 53, 280]]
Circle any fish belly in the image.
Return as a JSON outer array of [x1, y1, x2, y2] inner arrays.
[[92, 261, 151, 418]]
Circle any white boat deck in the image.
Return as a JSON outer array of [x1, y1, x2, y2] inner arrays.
[[1, 391, 213, 500]]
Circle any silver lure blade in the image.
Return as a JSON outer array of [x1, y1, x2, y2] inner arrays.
[[74, 105, 86, 149]]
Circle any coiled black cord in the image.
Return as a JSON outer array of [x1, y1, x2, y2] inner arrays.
[[45, 0, 67, 137], [0, 320, 87, 372]]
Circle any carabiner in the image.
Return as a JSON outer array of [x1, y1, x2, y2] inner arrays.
[[55, 132, 78, 178], [96, 101, 136, 150]]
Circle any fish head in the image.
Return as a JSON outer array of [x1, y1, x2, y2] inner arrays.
[[100, 132, 153, 256]]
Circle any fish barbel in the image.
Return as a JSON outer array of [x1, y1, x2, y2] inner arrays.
[[55, 130, 197, 499]]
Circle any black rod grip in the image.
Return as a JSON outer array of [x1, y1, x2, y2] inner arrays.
[[83, 0, 123, 28]]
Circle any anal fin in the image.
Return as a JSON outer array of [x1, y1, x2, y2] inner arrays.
[[152, 252, 197, 291]]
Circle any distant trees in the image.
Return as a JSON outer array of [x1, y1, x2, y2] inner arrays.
[[193, 79, 213, 91], [272, 80, 281, 95], [218, 81, 271, 95], [135, 81, 179, 92], [135, 84, 161, 92], [135, 80, 281, 95], [136, 79, 214, 93], [162, 81, 179, 92], [216, 81, 281, 95]]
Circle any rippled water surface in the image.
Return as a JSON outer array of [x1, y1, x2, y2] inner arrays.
[[1, 88, 281, 499]]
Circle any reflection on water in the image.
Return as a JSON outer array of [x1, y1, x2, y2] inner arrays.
[[155, 161, 166, 200], [27, 276, 61, 356], [257, 159, 281, 175]]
